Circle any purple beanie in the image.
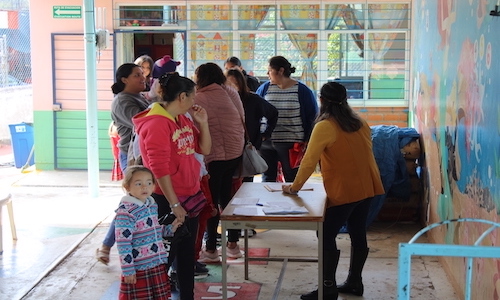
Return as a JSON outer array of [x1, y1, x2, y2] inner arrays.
[[152, 55, 181, 78]]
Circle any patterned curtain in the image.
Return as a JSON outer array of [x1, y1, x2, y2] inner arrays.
[[189, 32, 231, 69], [190, 5, 231, 30], [239, 5, 270, 30], [338, 4, 365, 57], [367, 4, 408, 60], [281, 5, 319, 89], [238, 6, 270, 73], [287, 34, 318, 90], [325, 4, 345, 30]]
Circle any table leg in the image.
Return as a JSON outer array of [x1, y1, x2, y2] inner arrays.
[[244, 229, 249, 280], [222, 222, 228, 300], [318, 222, 323, 299], [7, 201, 17, 240]]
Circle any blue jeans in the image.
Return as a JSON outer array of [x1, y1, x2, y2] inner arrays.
[[119, 150, 128, 172], [102, 150, 128, 247], [102, 220, 116, 248]]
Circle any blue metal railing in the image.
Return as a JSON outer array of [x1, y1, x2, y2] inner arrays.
[[398, 218, 500, 300]]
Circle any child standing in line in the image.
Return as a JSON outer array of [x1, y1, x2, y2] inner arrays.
[[115, 165, 174, 300]]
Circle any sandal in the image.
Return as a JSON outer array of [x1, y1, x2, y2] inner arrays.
[[96, 248, 110, 265]]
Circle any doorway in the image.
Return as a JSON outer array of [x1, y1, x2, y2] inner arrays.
[[114, 31, 186, 75]]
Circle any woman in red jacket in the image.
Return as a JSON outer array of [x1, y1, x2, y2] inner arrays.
[[133, 73, 211, 300]]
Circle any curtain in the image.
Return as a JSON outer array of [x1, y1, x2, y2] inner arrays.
[[367, 4, 408, 60], [281, 5, 319, 89], [238, 6, 270, 74], [325, 4, 345, 30], [287, 34, 318, 90], [190, 5, 231, 30], [189, 32, 231, 68], [115, 33, 135, 66], [339, 4, 365, 58]]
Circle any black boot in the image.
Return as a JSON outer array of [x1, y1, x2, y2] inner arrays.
[[301, 250, 340, 300], [337, 247, 369, 296]]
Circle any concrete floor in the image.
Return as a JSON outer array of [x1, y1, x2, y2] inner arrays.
[[0, 150, 458, 300]]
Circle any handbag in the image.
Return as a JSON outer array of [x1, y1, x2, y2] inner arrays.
[[233, 113, 268, 178], [177, 190, 207, 217], [235, 141, 268, 177], [289, 142, 306, 169]]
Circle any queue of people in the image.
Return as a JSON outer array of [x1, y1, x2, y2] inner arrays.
[[100, 54, 383, 300]]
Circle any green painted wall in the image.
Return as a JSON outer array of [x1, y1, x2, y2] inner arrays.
[[33, 110, 55, 170], [34, 110, 114, 170]]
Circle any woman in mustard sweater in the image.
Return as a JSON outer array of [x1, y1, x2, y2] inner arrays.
[[282, 82, 384, 300]]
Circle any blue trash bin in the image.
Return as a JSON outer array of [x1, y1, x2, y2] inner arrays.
[[8, 123, 35, 168]]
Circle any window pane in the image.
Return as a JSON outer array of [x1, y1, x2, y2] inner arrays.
[[258, 6, 277, 30], [118, 6, 186, 27], [325, 4, 365, 30], [238, 5, 272, 30], [327, 32, 366, 99], [190, 5, 232, 30], [368, 4, 409, 29], [238, 34, 259, 76], [280, 4, 320, 30], [190, 32, 232, 66], [253, 33, 276, 78], [366, 32, 407, 99]]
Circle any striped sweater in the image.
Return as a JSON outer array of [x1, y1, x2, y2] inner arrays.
[[115, 195, 168, 277]]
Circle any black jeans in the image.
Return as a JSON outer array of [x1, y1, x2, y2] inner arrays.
[[152, 193, 199, 300], [205, 157, 241, 250], [260, 140, 298, 182], [323, 197, 373, 251]]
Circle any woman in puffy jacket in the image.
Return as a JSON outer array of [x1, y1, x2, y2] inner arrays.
[[194, 62, 246, 262]]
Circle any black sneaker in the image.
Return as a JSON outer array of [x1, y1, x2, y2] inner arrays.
[[194, 261, 209, 279]]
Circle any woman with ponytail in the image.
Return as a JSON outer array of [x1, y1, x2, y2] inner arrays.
[[282, 82, 384, 300]]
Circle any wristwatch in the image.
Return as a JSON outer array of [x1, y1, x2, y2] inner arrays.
[[170, 202, 180, 208]]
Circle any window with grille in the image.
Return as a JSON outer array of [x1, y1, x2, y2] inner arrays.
[[114, 2, 410, 107]]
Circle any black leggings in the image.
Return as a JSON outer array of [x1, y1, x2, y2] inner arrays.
[[205, 157, 241, 250], [323, 197, 373, 251], [152, 193, 199, 300]]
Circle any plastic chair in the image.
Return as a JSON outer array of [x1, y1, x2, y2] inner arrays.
[[0, 193, 17, 254]]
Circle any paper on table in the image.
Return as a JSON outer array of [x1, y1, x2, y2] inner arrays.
[[232, 197, 259, 205], [258, 201, 291, 207], [262, 206, 309, 215], [264, 184, 314, 192], [233, 207, 259, 215]]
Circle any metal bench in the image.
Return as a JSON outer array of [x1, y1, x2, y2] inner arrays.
[[0, 193, 18, 254]]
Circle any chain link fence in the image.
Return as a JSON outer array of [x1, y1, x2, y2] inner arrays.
[[0, 1, 32, 144], [0, 2, 31, 87]]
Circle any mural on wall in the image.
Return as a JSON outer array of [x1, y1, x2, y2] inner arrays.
[[413, 0, 500, 297]]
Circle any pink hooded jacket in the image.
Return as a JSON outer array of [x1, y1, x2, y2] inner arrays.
[[195, 83, 245, 164]]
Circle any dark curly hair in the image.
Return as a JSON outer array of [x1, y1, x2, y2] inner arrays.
[[158, 72, 196, 103]]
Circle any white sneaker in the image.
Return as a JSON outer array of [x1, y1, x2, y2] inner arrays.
[[218, 245, 244, 259], [198, 249, 220, 263]]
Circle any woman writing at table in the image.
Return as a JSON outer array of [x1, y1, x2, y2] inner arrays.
[[282, 82, 384, 300]]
